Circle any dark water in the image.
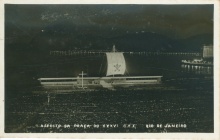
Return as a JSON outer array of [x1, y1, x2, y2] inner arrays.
[[5, 55, 214, 133], [29, 54, 213, 77]]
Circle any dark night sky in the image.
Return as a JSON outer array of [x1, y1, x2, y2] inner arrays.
[[5, 4, 213, 51]]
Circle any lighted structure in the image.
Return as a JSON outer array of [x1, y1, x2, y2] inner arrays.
[[203, 45, 213, 58], [38, 45, 162, 89]]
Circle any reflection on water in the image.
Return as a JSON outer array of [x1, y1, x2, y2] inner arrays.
[[181, 64, 213, 75]]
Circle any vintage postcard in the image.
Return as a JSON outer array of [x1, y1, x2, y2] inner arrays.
[[0, 0, 219, 139]]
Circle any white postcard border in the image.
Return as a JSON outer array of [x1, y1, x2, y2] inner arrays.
[[0, 0, 219, 139]]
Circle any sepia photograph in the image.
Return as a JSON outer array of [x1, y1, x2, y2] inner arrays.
[[1, 0, 220, 139]]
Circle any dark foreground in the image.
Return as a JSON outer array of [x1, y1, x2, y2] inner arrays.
[[5, 78, 213, 133]]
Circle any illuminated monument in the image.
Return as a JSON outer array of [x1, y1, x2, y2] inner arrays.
[[38, 45, 162, 89]]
